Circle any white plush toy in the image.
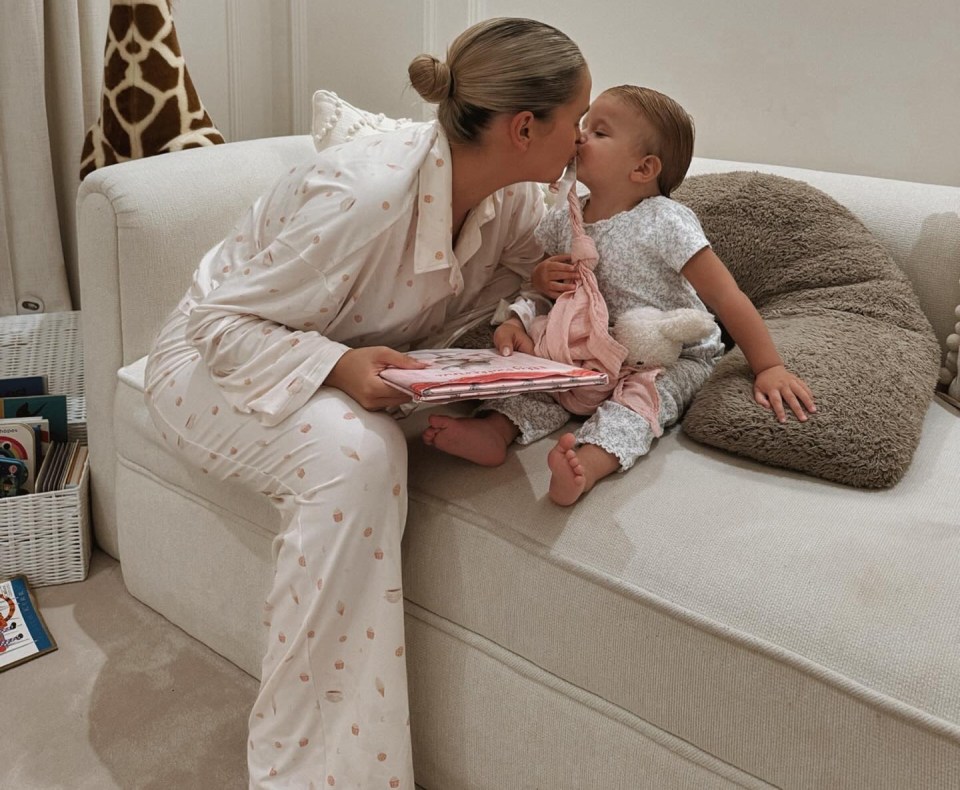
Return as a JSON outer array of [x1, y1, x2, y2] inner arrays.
[[612, 306, 718, 368]]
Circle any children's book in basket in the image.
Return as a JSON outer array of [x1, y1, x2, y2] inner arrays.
[[0, 575, 57, 671], [379, 348, 608, 403]]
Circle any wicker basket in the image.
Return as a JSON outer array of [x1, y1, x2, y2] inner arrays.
[[0, 459, 91, 586], [0, 311, 90, 585], [0, 311, 86, 443]]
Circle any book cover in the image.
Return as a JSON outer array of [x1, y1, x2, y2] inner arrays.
[[0, 458, 29, 497], [0, 575, 57, 671], [0, 422, 37, 492], [0, 394, 68, 443], [379, 348, 608, 403], [0, 375, 47, 399]]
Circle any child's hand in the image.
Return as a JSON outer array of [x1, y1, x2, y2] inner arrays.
[[753, 365, 817, 423], [532, 255, 579, 299], [493, 319, 534, 356]]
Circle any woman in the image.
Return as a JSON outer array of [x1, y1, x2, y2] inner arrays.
[[144, 17, 590, 790]]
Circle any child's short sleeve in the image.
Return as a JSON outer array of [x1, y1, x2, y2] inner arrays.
[[535, 204, 569, 257], [655, 201, 711, 272]]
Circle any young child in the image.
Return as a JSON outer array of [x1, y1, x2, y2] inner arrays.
[[423, 85, 815, 505]]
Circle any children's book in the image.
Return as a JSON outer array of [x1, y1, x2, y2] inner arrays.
[[0, 375, 47, 399], [35, 441, 86, 493], [379, 348, 608, 403], [0, 394, 68, 443], [64, 444, 88, 488], [0, 458, 29, 497], [0, 575, 57, 671], [0, 422, 38, 493]]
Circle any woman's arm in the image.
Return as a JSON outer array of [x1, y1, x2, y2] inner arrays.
[[184, 168, 426, 421], [681, 247, 816, 422]]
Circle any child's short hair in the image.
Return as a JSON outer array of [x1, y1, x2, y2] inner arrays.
[[604, 86, 695, 197]]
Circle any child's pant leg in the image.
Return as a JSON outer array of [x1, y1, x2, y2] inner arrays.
[[577, 357, 717, 469], [146, 353, 413, 790], [478, 392, 572, 445]]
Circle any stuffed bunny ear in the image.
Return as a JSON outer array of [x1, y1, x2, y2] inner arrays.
[[660, 309, 717, 344]]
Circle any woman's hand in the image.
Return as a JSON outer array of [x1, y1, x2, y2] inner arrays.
[[493, 319, 534, 356], [532, 255, 579, 299], [753, 365, 817, 423], [325, 347, 428, 410]]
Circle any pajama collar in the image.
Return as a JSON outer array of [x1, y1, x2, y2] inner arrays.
[[413, 123, 496, 296]]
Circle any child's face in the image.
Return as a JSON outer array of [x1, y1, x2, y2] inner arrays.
[[576, 93, 656, 191]]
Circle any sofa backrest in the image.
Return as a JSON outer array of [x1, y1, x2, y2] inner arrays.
[[79, 145, 959, 369]]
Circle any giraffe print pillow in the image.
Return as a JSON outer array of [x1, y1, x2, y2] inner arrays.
[[311, 90, 416, 153], [80, 1, 224, 179]]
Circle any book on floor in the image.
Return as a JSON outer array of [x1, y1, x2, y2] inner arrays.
[[379, 348, 608, 404], [0, 575, 57, 672]]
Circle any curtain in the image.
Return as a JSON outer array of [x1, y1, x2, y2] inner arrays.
[[0, 0, 108, 316]]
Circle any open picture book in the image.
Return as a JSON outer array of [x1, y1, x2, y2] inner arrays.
[[0, 575, 57, 672], [379, 348, 607, 404]]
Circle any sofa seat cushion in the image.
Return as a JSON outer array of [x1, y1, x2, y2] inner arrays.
[[674, 172, 942, 489], [400, 401, 960, 785]]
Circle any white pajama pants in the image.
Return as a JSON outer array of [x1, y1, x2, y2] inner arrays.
[[145, 313, 414, 790]]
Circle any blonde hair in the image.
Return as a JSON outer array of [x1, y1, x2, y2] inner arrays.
[[604, 86, 695, 197], [409, 18, 587, 145]]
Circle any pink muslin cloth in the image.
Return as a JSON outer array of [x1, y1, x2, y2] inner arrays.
[[529, 171, 663, 436]]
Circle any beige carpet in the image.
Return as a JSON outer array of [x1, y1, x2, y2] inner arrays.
[[1, 549, 257, 789]]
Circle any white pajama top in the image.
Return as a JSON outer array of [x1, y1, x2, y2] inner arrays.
[[175, 120, 545, 426]]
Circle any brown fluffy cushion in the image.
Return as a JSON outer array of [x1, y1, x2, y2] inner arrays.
[[674, 172, 940, 488]]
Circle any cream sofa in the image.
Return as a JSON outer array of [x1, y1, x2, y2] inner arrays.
[[77, 136, 960, 789]]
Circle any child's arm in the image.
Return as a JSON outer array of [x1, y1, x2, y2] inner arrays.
[[681, 247, 816, 423]]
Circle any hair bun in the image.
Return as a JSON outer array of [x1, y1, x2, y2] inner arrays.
[[408, 54, 454, 103]]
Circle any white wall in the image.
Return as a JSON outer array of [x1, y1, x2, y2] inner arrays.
[[172, 0, 959, 187]]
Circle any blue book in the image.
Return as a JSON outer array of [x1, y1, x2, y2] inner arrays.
[[0, 375, 47, 398], [0, 395, 67, 443]]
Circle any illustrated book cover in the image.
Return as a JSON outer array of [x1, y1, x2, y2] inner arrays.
[[0, 394, 68, 443], [379, 348, 608, 403], [0, 421, 38, 493], [0, 575, 57, 671]]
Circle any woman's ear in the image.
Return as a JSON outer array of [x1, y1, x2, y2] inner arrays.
[[630, 155, 662, 184], [509, 111, 535, 151]]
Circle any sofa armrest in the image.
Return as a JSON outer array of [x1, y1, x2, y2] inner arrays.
[[76, 135, 315, 556]]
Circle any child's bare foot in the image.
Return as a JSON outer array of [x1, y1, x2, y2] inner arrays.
[[547, 433, 587, 506], [422, 413, 513, 467]]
